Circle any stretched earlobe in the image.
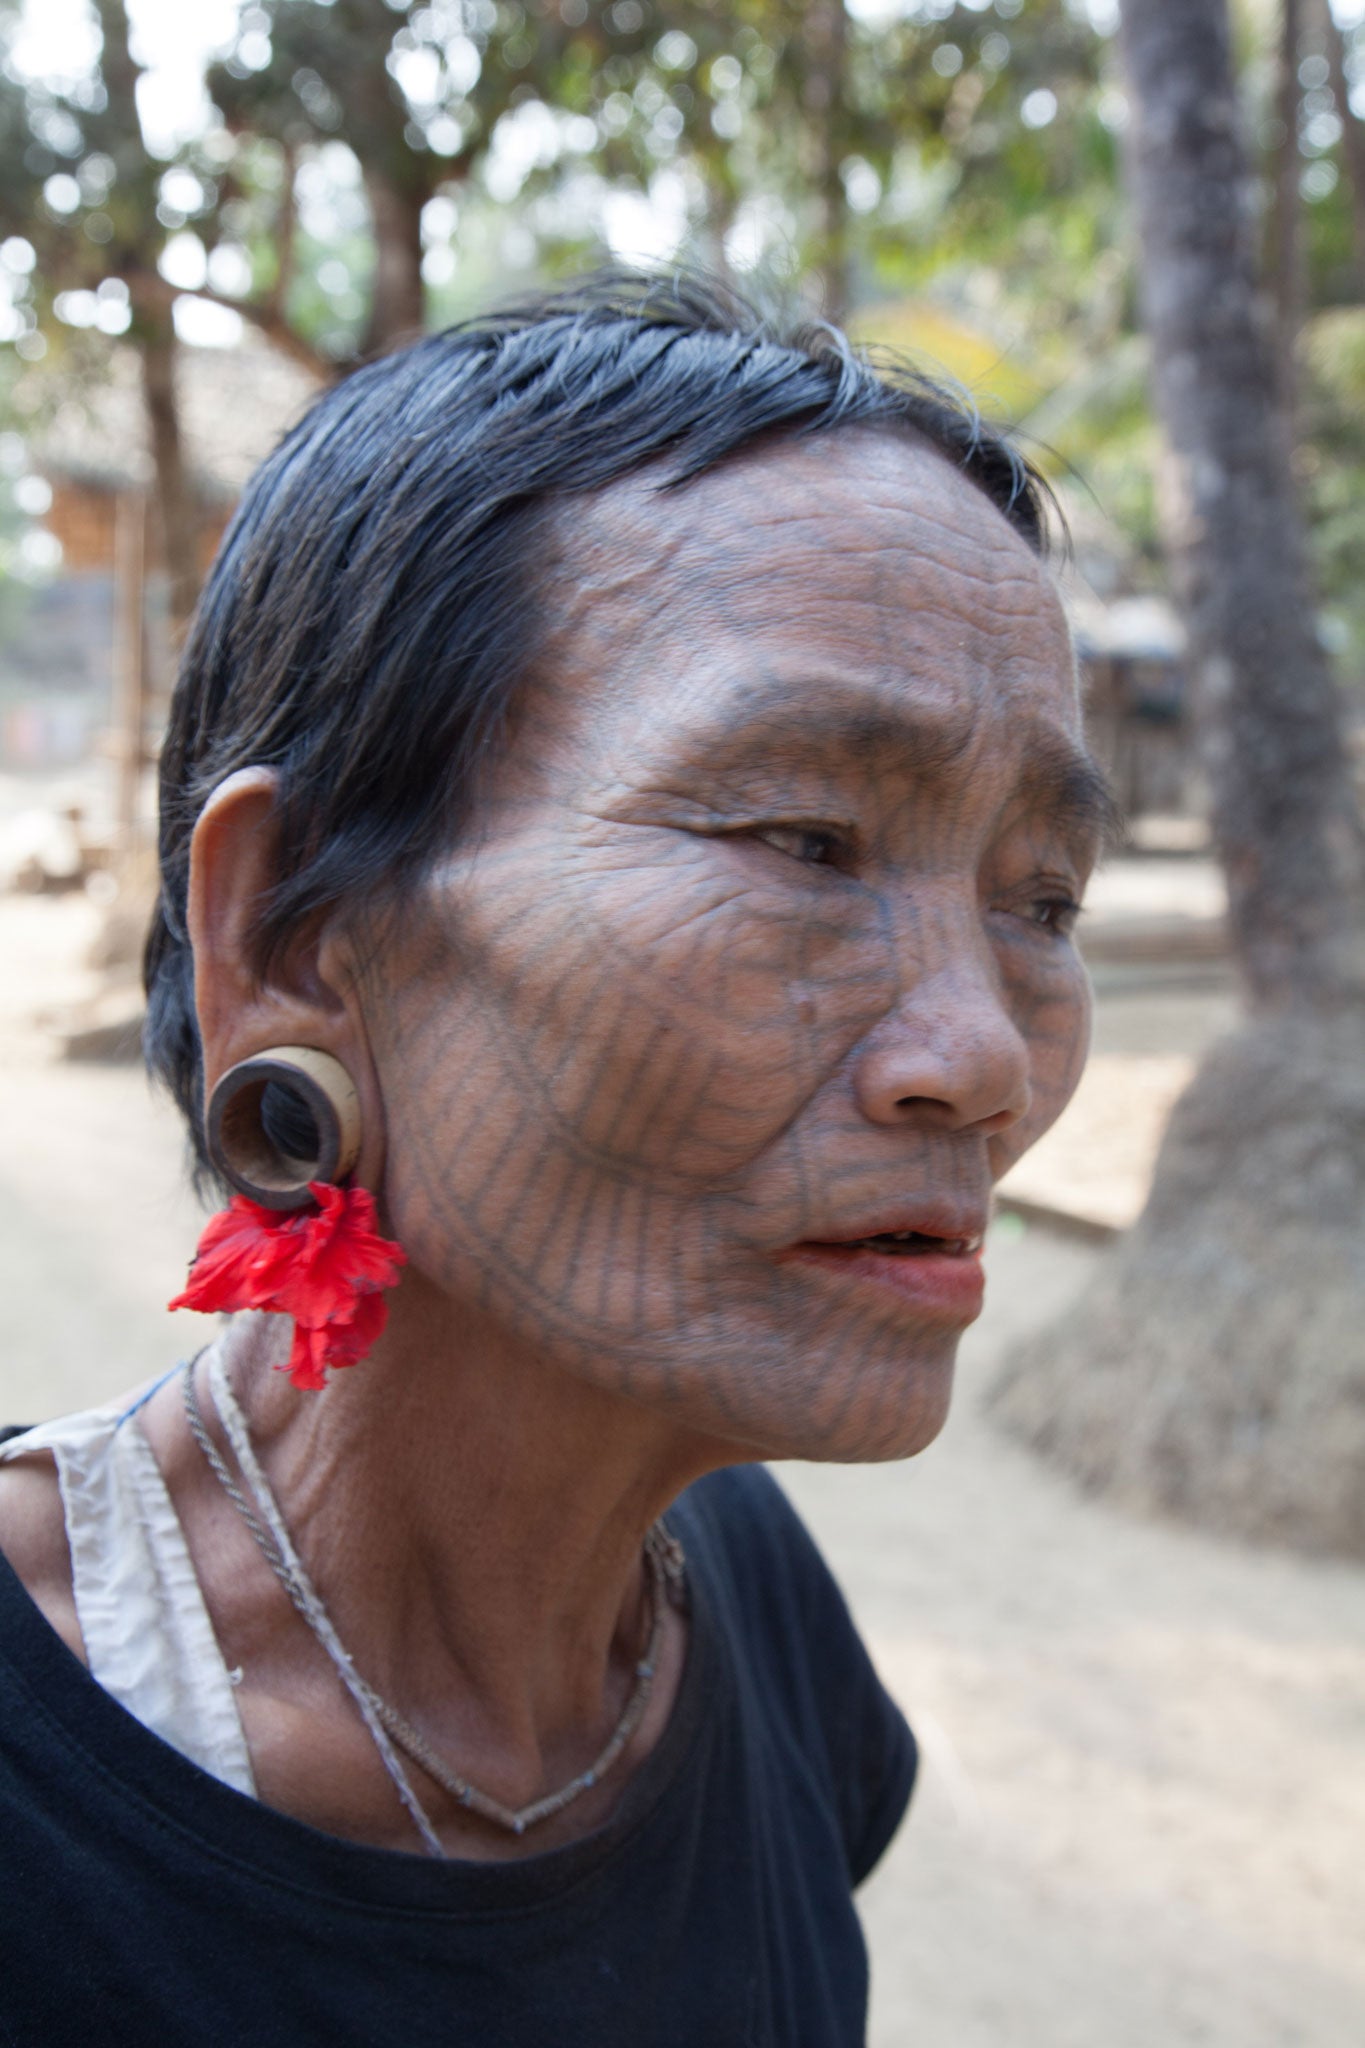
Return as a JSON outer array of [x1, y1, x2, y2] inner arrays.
[[188, 766, 375, 1175], [207, 1046, 361, 1211]]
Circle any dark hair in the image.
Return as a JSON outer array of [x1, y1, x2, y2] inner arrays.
[[145, 269, 1053, 1180]]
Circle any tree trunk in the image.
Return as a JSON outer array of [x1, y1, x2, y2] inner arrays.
[[137, 301, 202, 646], [93, 0, 203, 644], [1269, 0, 1306, 414], [987, 0, 1365, 1561], [1317, 0, 1365, 294], [803, 0, 851, 322], [360, 170, 426, 358], [111, 487, 149, 846], [1120, 0, 1363, 1009]]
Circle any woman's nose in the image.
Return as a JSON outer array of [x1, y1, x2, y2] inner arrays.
[[850, 958, 1032, 1136]]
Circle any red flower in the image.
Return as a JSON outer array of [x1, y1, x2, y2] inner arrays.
[[284, 1290, 388, 1393], [169, 1183, 406, 1390]]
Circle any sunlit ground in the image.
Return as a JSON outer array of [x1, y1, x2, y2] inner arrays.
[[1, 873, 1361, 2048]]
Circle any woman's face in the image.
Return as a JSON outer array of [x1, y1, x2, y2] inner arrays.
[[365, 429, 1103, 1462]]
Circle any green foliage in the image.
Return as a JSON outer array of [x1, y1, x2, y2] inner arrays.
[[0, 0, 1363, 674], [0, 346, 64, 639], [1301, 307, 1365, 687], [0, 0, 218, 351]]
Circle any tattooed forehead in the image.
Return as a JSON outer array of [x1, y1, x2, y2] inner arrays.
[[525, 427, 1079, 755], [539, 425, 1055, 620]]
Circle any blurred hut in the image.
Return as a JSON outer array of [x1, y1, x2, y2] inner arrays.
[[2, 336, 319, 836], [1070, 592, 1196, 827]]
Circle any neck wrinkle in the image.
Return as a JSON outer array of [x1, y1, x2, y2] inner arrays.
[[212, 1287, 716, 1785]]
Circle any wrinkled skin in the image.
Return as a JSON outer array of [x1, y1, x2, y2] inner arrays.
[[367, 428, 1104, 1465], [0, 425, 1109, 1861]]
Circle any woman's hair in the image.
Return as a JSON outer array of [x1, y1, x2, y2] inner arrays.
[[145, 268, 1053, 1180]]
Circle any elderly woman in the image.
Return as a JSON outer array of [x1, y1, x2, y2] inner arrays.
[[0, 276, 1106, 2043]]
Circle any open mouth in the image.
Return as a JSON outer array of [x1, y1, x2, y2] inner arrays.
[[822, 1230, 984, 1257], [780, 1227, 987, 1322]]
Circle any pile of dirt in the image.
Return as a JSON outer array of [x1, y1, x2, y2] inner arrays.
[[988, 1011, 1365, 1559]]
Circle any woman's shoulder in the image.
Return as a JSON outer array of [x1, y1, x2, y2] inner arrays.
[[0, 1423, 85, 1666], [669, 1463, 869, 1683], [672, 1462, 916, 1884], [0, 1375, 184, 1671]]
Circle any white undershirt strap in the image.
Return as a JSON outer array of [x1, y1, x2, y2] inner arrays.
[[0, 1379, 256, 1797]]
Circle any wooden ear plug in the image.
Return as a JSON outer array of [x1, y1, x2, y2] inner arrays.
[[206, 1047, 361, 1211]]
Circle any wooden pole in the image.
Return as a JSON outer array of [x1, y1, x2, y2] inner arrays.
[[1270, 0, 1306, 417], [112, 485, 148, 848]]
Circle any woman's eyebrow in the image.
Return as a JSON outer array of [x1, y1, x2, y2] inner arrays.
[[1011, 738, 1123, 857], [659, 679, 1120, 860], [683, 678, 981, 776], [680, 680, 1115, 824]]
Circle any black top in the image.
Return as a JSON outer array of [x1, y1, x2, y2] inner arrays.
[[0, 1462, 914, 2047]]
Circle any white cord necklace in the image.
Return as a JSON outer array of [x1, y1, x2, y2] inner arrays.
[[183, 1352, 685, 1856]]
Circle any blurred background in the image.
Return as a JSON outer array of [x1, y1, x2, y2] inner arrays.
[[0, 1, 1362, 2042]]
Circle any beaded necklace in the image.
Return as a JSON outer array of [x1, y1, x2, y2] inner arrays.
[[183, 1354, 685, 1855]]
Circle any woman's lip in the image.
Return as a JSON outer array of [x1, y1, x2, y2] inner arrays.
[[778, 1241, 986, 1322]]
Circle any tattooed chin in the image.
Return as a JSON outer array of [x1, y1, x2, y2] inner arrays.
[[366, 433, 1099, 1464]]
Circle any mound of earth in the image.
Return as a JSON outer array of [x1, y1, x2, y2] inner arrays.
[[988, 1012, 1365, 1559]]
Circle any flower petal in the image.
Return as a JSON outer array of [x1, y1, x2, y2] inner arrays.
[[269, 1185, 406, 1325], [281, 1319, 331, 1393], [171, 1184, 404, 1389], [167, 1196, 301, 1315]]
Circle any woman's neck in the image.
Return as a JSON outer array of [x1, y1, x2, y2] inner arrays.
[[146, 1282, 727, 1847]]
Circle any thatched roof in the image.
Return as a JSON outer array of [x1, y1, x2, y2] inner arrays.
[[29, 335, 322, 503]]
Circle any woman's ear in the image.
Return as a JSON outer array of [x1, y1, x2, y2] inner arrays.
[[188, 769, 282, 1065], [187, 768, 388, 1195], [188, 768, 357, 1103]]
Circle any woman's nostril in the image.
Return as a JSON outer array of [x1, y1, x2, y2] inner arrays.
[[855, 989, 1032, 1133]]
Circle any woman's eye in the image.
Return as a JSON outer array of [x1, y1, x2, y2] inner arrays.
[[1024, 895, 1083, 937], [751, 825, 847, 867]]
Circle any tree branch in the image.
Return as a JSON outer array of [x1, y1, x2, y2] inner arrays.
[[268, 138, 299, 322], [128, 265, 336, 382]]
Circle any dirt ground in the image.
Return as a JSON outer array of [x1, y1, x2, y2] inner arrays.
[[1, 886, 1362, 2047]]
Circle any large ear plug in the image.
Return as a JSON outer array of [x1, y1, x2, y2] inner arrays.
[[177, 1047, 402, 1390], [206, 1047, 361, 1211]]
